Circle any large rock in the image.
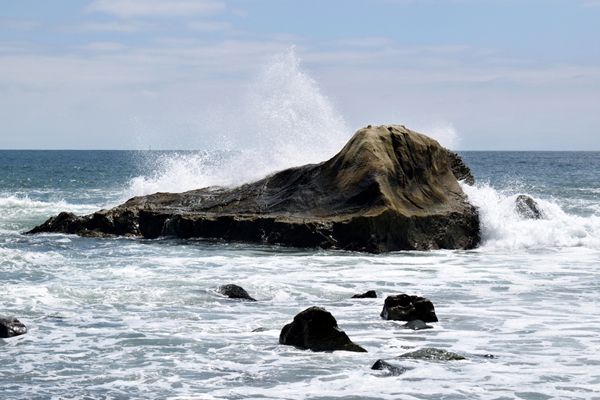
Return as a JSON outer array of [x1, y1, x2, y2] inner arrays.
[[0, 317, 27, 338], [279, 306, 367, 352], [381, 294, 438, 322], [28, 125, 480, 252]]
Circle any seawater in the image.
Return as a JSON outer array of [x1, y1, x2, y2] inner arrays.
[[1, 149, 599, 400]]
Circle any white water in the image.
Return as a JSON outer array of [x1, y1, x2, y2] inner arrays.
[[126, 49, 349, 197]]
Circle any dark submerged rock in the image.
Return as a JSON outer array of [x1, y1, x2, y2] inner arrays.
[[371, 359, 409, 376], [218, 284, 256, 301], [28, 125, 480, 253], [399, 347, 465, 361], [381, 294, 438, 322], [251, 327, 268, 333], [279, 306, 367, 352], [351, 290, 377, 299], [403, 319, 433, 330], [0, 317, 27, 338], [515, 195, 544, 219]]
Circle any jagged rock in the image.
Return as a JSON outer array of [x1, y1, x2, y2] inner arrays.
[[217, 284, 256, 301], [515, 195, 544, 219], [402, 319, 433, 330], [381, 294, 438, 322], [371, 359, 409, 376], [279, 306, 367, 352], [0, 317, 27, 338], [399, 347, 465, 361], [28, 125, 480, 253], [447, 150, 475, 185], [351, 290, 377, 299]]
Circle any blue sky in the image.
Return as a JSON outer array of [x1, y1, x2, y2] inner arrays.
[[1, 0, 599, 150]]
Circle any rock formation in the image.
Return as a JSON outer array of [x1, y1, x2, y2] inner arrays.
[[515, 194, 544, 219], [0, 317, 27, 338], [380, 294, 438, 322], [351, 290, 377, 299], [218, 284, 256, 301], [28, 125, 480, 252], [398, 347, 465, 361], [279, 306, 366, 352]]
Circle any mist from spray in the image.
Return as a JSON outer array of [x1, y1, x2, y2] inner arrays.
[[125, 49, 349, 198]]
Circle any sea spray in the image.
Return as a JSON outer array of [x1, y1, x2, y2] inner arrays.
[[462, 182, 600, 249], [125, 49, 349, 198]]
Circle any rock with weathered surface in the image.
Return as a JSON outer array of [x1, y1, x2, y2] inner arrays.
[[381, 294, 438, 322], [371, 359, 409, 376], [279, 306, 367, 352], [28, 125, 480, 252], [446, 150, 475, 185], [0, 317, 27, 338], [399, 348, 465, 361], [351, 290, 377, 299], [218, 284, 256, 301], [515, 195, 544, 219]]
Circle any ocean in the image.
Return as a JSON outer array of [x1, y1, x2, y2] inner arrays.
[[1, 148, 599, 399]]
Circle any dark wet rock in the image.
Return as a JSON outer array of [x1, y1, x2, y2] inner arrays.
[[351, 290, 377, 299], [446, 150, 475, 185], [28, 125, 480, 252], [218, 284, 256, 301], [279, 306, 367, 352], [399, 347, 465, 361], [402, 319, 433, 330], [381, 294, 438, 322], [371, 359, 409, 376], [251, 327, 268, 333], [515, 195, 544, 219], [0, 317, 27, 338]]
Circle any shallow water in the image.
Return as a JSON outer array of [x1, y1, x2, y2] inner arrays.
[[1, 150, 599, 399]]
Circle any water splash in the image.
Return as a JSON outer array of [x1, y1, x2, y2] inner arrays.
[[462, 183, 600, 249], [125, 49, 349, 197]]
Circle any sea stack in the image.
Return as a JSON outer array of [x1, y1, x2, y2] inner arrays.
[[28, 125, 480, 252]]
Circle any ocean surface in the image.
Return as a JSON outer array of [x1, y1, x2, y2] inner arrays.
[[1, 149, 599, 400]]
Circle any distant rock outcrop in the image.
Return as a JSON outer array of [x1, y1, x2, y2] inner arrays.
[[279, 307, 367, 352], [351, 290, 377, 299], [28, 125, 480, 252]]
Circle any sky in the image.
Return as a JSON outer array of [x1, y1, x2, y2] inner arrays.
[[1, 0, 599, 150]]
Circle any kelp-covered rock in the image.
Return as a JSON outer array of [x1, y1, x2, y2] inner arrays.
[[381, 294, 438, 322], [28, 125, 480, 252], [0, 317, 27, 338], [279, 307, 366, 352]]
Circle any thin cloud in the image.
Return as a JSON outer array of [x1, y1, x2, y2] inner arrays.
[[87, 0, 226, 17]]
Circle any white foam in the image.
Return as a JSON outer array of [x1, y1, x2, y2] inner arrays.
[[462, 183, 600, 250]]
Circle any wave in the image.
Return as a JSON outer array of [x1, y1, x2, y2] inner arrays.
[[124, 48, 349, 198], [462, 183, 600, 250]]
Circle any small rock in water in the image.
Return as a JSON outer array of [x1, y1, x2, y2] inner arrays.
[[279, 306, 367, 352], [515, 194, 544, 219], [398, 347, 465, 361], [371, 359, 409, 376], [252, 327, 268, 333], [380, 294, 438, 322], [352, 290, 377, 299], [402, 320, 433, 330], [0, 317, 27, 338], [217, 284, 256, 301]]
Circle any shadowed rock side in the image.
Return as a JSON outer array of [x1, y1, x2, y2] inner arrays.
[[28, 125, 480, 252]]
